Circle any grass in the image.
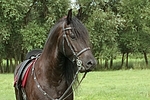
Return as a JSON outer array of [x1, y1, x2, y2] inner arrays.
[[75, 70, 150, 100], [0, 70, 150, 100], [0, 74, 15, 100]]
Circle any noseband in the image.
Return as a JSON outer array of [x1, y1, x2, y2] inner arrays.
[[62, 22, 90, 68]]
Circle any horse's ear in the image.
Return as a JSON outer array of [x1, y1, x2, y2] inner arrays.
[[67, 9, 72, 25], [76, 8, 82, 20]]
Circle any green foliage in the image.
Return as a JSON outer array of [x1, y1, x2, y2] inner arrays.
[[86, 3, 118, 60], [0, 0, 69, 59], [76, 0, 150, 69], [20, 22, 47, 50], [0, 0, 70, 72], [0, 0, 150, 72], [117, 0, 150, 53]]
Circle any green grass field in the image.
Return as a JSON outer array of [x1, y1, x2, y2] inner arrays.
[[0, 70, 150, 100]]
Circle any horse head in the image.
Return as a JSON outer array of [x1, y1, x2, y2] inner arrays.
[[59, 9, 97, 73]]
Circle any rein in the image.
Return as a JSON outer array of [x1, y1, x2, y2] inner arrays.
[[32, 56, 87, 100]]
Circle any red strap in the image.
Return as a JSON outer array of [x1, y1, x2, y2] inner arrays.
[[22, 60, 35, 87], [14, 75, 18, 86]]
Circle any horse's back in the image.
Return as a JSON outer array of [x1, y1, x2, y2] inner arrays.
[[15, 49, 42, 76]]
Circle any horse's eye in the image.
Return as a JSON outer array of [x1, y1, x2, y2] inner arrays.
[[70, 32, 76, 39]]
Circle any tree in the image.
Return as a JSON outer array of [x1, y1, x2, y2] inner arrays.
[[0, 0, 26, 72], [0, 0, 70, 73], [117, 0, 150, 68], [21, 0, 70, 51], [76, 0, 150, 69], [86, 2, 118, 70]]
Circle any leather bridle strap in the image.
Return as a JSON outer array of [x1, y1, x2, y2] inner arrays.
[[76, 47, 90, 57], [32, 57, 82, 100], [62, 22, 90, 62], [63, 33, 76, 58]]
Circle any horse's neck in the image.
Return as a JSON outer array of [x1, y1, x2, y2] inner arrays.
[[34, 35, 73, 98], [34, 54, 71, 98], [37, 53, 67, 87], [39, 38, 65, 84]]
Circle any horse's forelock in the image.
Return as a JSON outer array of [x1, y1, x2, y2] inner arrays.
[[71, 17, 89, 44]]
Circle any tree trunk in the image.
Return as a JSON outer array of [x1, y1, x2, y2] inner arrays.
[[105, 59, 108, 69], [143, 51, 148, 68], [110, 56, 113, 69], [10, 58, 13, 73], [125, 52, 129, 69], [5, 58, 9, 73], [121, 53, 125, 69], [0, 59, 2, 73]]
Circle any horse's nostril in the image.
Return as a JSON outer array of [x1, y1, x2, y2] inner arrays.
[[86, 59, 97, 68], [86, 60, 93, 68]]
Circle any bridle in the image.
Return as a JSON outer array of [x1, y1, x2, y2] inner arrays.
[[62, 22, 90, 69], [31, 22, 90, 100]]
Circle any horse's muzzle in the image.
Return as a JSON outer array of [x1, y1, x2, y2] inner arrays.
[[79, 58, 97, 73]]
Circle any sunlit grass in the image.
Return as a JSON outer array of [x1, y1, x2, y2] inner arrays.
[[75, 70, 150, 100], [0, 70, 150, 100], [0, 74, 15, 100]]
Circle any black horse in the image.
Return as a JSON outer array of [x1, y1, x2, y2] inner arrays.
[[14, 9, 97, 100]]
